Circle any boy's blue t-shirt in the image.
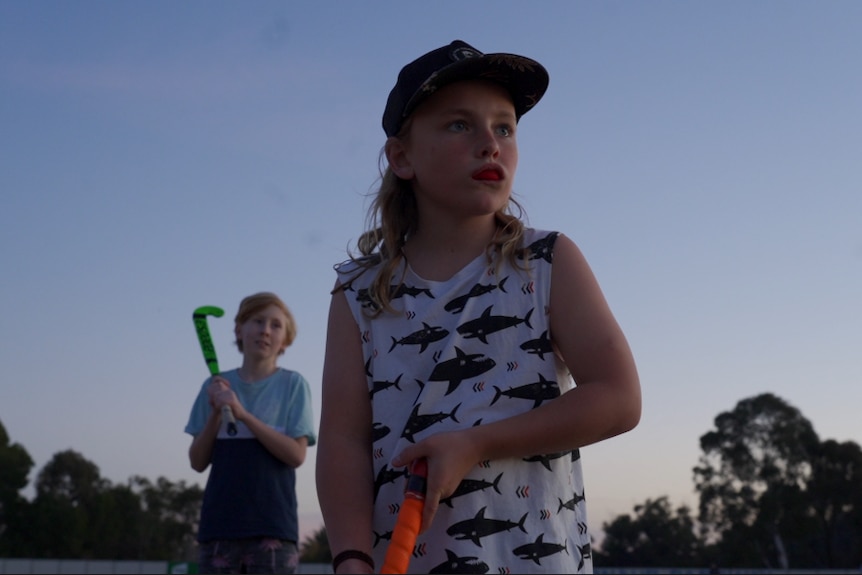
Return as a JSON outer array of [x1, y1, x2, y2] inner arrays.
[[185, 367, 316, 543]]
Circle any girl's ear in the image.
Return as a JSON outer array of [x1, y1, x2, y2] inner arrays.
[[385, 137, 414, 180]]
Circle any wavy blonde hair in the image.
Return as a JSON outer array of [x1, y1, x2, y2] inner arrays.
[[336, 118, 529, 315]]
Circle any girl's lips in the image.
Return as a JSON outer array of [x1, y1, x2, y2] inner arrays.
[[473, 168, 502, 181]]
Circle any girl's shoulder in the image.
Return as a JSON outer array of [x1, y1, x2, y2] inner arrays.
[[517, 227, 562, 262]]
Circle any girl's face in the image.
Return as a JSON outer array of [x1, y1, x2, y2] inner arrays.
[[235, 304, 289, 360], [398, 80, 519, 222]]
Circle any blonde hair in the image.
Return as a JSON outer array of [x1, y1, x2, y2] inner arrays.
[[337, 118, 528, 314], [234, 292, 297, 354]]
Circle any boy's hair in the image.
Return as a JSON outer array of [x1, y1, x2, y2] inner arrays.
[[234, 292, 297, 354]]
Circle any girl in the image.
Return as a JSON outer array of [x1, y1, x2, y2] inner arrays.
[[185, 292, 316, 574], [316, 40, 641, 574]]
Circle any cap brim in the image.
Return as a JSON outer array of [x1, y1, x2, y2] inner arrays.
[[403, 53, 549, 122]]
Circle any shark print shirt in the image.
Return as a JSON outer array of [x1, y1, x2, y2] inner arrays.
[[336, 228, 593, 574]]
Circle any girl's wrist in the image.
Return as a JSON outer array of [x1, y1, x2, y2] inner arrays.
[[332, 549, 374, 573]]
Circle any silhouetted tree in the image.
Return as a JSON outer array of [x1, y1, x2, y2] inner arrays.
[[25, 450, 100, 557], [0, 421, 34, 555], [131, 475, 202, 561], [300, 525, 331, 563], [593, 496, 706, 567], [85, 482, 147, 559], [692, 392, 862, 569], [0, 442, 203, 561], [36, 449, 109, 506], [805, 439, 862, 567]]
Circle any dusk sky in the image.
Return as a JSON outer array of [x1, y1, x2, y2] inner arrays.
[[2, 1, 860, 544]]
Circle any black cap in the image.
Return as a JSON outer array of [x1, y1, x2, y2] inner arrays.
[[382, 40, 549, 137]]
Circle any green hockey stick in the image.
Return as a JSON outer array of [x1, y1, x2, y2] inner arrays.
[[193, 305, 237, 436]]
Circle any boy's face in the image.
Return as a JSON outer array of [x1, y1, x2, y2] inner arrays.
[[400, 80, 518, 220], [235, 304, 289, 360]]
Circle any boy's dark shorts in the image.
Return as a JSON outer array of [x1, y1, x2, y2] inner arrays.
[[198, 538, 299, 574]]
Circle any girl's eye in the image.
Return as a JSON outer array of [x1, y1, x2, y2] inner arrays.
[[497, 124, 514, 137], [448, 120, 468, 132]]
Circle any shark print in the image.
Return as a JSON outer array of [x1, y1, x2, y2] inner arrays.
[[371, 422, 391, 443], [557, 490, 586, 514], [373, 464, 408, 502], [355, 283, 434, 310], [456, 305, 534, 344], [412, 379, 425, 405], [373, 529, 392, 547], [429, 549, 490, 574], [444, 276, 509, 314], [523, 450, 572, 471], [576, 542, 591, 571], [389, 322, 449, 353], [490, 374, 560, 409], [336, 228, 592, 573], [513, 533, 569, 565], [369, 373, 402, 398], [446, 507, 528, 547], [401, 402, 461, 443], [517, 232, 559, 263], [391, 283, 435, 300], [519, 330, 553, 360], [428, 346, 496, 395], [354, 287, 379, 310], [441, 472, 504, 508]]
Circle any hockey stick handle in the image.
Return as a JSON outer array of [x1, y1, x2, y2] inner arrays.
[[220, 405, 237, 436], [381, 458, 427, 574], [193, 307, 237, 436]]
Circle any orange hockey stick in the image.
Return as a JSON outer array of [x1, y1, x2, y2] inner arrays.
[[380, 458, 427, 574]]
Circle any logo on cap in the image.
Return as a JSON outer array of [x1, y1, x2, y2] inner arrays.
[[451, 46, 483, 61]]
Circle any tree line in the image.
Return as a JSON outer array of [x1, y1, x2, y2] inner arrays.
[[2, 392, 860, 568], [592, 392, 862, 569], [0, 430, 203, 561], [0, 423, 327, 563]]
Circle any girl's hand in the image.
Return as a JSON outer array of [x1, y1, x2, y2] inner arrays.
[[391, 429, 482, 533]]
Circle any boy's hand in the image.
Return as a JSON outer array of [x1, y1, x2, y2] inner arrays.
[[207, 376, 245, 420]]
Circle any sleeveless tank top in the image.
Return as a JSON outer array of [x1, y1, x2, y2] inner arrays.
[[336, 228, 592, 573]]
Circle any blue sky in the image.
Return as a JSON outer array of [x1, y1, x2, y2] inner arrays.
[[2, 1, 860, 544]]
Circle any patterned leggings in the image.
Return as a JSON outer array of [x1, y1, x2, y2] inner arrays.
[[198, 538, 299, 574]]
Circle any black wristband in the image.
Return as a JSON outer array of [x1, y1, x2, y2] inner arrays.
[[332, 549, 374, 572]]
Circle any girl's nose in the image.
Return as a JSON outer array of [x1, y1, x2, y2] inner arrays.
[[477, 130, 500, 159]]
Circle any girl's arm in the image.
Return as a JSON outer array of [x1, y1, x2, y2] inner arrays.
[[476, 232, 642, 453], [394, 233, 642, 530], [316, 286, 376, 574]]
